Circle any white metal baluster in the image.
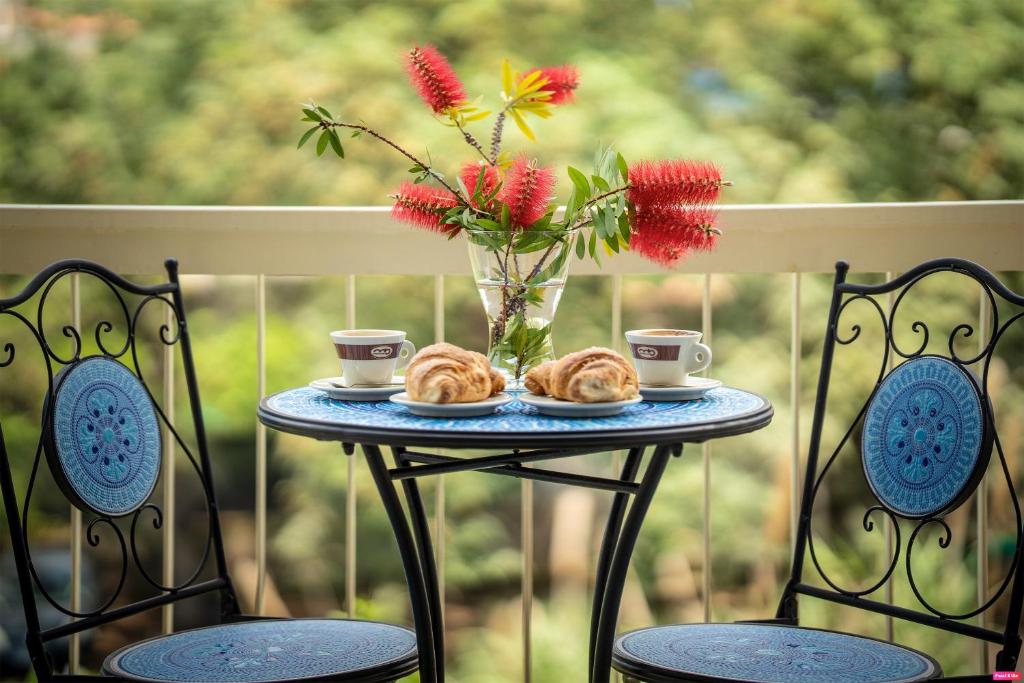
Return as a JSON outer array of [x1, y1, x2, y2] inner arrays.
[[977, 290, 991, 670], [433, 275, 446, 621], [610, 275, 623, 683], [255, 275, 267, 615], [610, 275, 624, 497], [522, 477, 534, 683], [790, 273, 801, 554], [162, 294, 177, 633], [346, 275, 357, 618], [701, 274, 712, 622], [70, 274, 82, 672], [884, 272, 896, 642]]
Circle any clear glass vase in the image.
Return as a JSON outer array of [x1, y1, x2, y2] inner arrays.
[[467, 231, 572, 387]]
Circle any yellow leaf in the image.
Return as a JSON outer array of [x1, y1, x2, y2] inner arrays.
[[603, 241, 615, 256], [517, 76, 551, 99], [502, 59, 514, 96], [463, 109, 492, 122], [495, 151, 514, 168], [510, 109, 535, 141], [518, 69, 544, 90], [516, 101, 552, 113]]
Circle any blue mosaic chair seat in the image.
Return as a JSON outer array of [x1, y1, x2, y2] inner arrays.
[[612, 624, 939, 683], [103, 618, 418, 683]]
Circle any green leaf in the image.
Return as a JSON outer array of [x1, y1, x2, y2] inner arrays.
[[618, 212, 632, 243], [604, 207, 617, 240], [592, 175, 611, 192], [605, 234, 620, 253], [594, 208, 609, 239], [327, 129, 344, 157], [575, 231, 586, 259], [474, 218, 502, 230], [616, 152, 629, 181], [315, 130, 330, 156], [351, 130, 362, 138], [315, 105, 333, 119], [567, 166, 590, 197], [500, 203, 512, 230], [302, 108, 322, 122], [588, 229, 597, 258], [297, 126, 318, 149]]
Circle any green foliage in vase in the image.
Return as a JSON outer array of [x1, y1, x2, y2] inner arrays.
[[298, 46, 729, 376]]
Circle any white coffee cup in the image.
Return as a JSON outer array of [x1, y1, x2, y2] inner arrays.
[[625, 329, 712, 386], [330, 330, 415, 387]]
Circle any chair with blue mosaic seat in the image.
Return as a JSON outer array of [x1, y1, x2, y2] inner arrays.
[[610, 259, 1024, 683], [0, 259, 418, 682]]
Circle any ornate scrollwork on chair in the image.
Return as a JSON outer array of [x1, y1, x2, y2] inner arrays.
[[611, 258, 1024, 683], [0, 259, 419, 683]]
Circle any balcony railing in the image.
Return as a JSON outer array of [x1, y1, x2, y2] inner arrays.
[[1, 200, 1022, 678]]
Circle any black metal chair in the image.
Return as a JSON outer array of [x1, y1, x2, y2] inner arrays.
[[0, 259, 418, 682], [611, 259, 1024, 683]]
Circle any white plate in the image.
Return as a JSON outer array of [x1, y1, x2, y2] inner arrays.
[[389, 392, 514, 417], [519, 393, 642, 417], [309, 376, 405, 401], [638, 377, 722, 402]]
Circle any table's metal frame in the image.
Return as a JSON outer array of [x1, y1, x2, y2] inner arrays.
[[259, 396, 773, 683]]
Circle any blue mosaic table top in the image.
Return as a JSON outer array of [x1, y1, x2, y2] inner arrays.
[[261, 387, 770, 441], [614, 623, 938, 683], [104, 618, 417, 682]]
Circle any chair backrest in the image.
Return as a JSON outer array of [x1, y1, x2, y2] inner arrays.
[[780, 258, 1024, 671], [0, 259, 239, 679]]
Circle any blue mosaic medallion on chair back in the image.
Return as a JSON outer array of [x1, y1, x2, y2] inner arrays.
[[104, 619, 418, 682], [615, 624, 938, 683], [862, 356, 987, 518], [45, 356, 161, 516]]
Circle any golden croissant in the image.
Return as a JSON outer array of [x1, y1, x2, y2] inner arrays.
[[525, 347, 639, 403], [405, 342, 505, 403]]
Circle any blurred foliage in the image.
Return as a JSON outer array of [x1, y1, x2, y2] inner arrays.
[[0, 1, 1022, 681]]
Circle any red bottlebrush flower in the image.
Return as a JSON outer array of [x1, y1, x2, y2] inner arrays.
[[627, 160, 723, 206], [522, 65, 580, 105], [405, 45, 467, 114], [631, 206, 719, 266], [499, 156, 555, 229], [391, 181, 459, 233], [461, 161, 501, 209]]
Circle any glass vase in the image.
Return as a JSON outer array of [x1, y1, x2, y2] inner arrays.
[[467, 231, 572, 387]]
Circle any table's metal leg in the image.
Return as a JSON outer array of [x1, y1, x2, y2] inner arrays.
[[588, 447, 645, 681], [392, 447, 446, 682], [363, 444, 439, 683], [590, 444, 674, 683]]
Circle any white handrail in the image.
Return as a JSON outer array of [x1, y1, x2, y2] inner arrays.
[[2, 202, 1021, 275]]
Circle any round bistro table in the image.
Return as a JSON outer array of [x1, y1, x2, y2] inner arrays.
[[259, 386, 773, 683]]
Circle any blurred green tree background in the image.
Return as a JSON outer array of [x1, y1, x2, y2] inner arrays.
[[0, 0, 1021, 681]]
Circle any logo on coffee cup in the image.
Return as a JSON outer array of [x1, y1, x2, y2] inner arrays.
[[636, 346, 658, 359], [370, 345, 393, 359]]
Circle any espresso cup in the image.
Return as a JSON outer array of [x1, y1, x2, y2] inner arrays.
[[330, 330, 415, 387], [625, 329, 712, 386]]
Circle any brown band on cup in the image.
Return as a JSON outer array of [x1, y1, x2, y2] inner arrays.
[[335, 342, 401, 360], [628, 342, 681, 361]]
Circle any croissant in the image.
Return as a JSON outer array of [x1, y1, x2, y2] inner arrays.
[[525, 347, 639, 403], [405, 342, 504, 403]]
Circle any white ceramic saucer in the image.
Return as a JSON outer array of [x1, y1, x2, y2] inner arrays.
[[638, 376, 722, 402], [389, 392, 514, 417], [519, 393, 642, 417], [309, 376, 405, 401]]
